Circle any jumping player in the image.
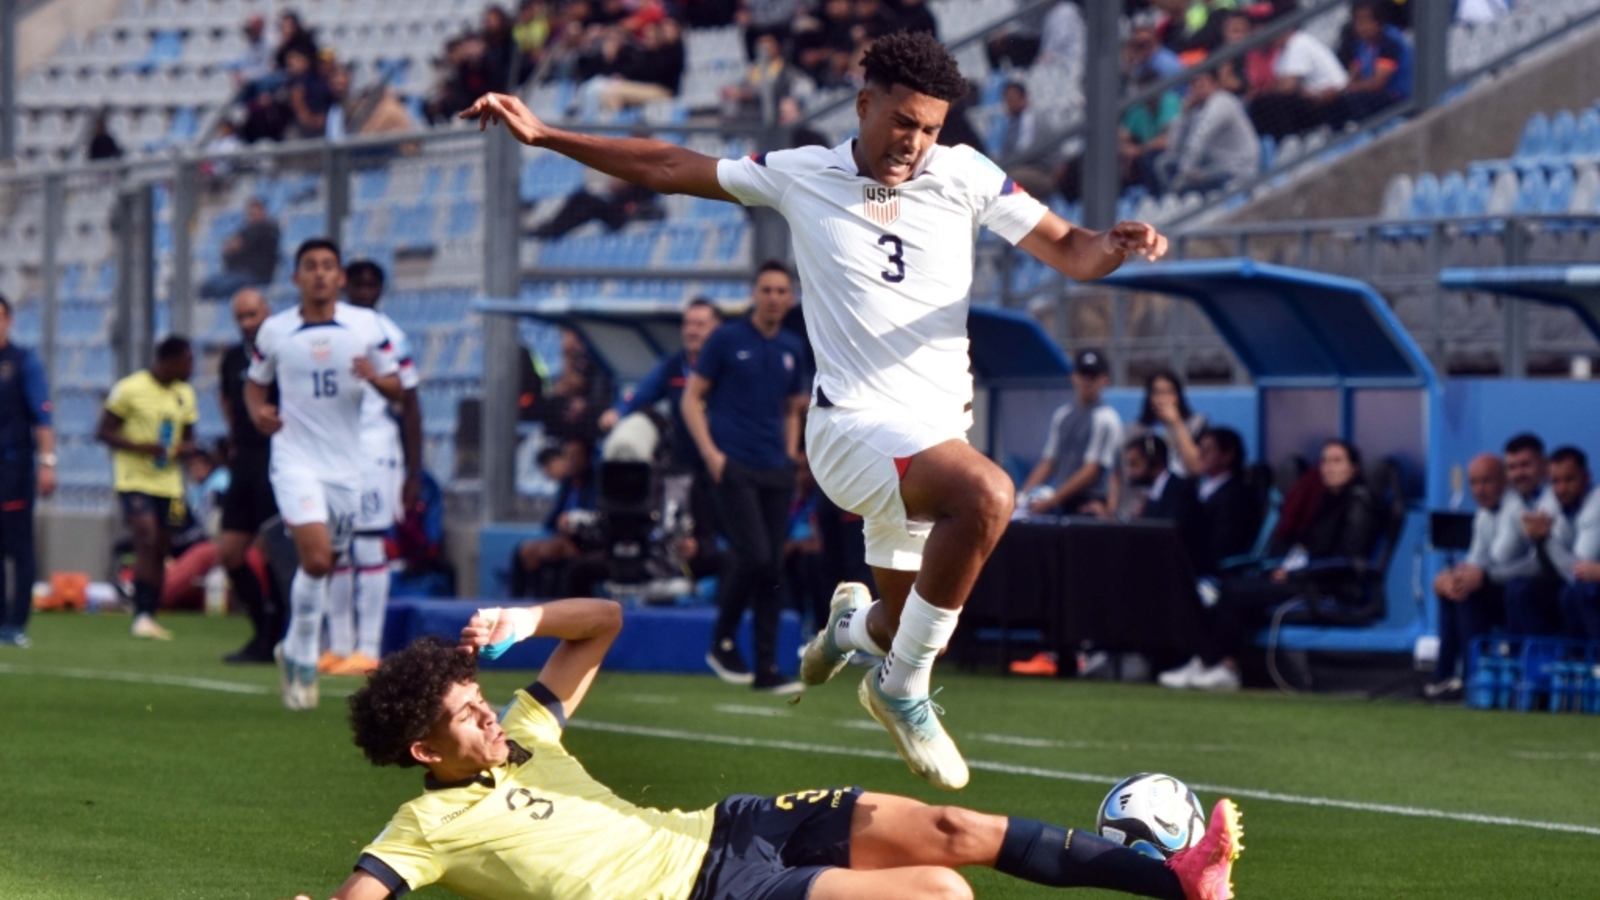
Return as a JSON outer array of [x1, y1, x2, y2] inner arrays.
[[319, 260, 422, 677], [462, 31, 1168, 789], [288, 599, 1243, 900], [245, 239, 403, 709]]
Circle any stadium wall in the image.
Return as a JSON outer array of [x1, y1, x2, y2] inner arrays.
[[1219, 17, 1600, 223]]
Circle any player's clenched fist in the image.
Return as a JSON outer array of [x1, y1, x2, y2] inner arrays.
[[460, 92, 548, 147], [1105, 221, 1169, 262], [251, 403, 283, 436]]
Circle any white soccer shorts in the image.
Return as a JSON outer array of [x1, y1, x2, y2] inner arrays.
[[357, 448, 404, 533], [269, 464, 358, 553], [805, 403, 970, 572]]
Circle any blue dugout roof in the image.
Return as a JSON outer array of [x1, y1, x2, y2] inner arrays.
[[475, 296, 1071, 385], [1099, 259, 1436, 389], [1438, 265, 1600, 340]]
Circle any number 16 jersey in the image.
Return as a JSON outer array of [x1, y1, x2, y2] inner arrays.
[[717, 141, 1048, 432], [247, 301, 400, 490]]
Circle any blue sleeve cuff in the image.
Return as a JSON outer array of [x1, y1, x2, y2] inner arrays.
[[355, 854, 410, 898], [527, 681, 568, 727]]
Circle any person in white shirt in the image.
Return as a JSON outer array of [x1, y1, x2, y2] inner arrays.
[[318, 260, 423, 678], [1541, 447, 1600, 640], [1246, 28, 1349, 139], [1427, 453, 1508, 700], [461, 31, 1167, 792], [245, 239, 403, 710], [1493, 433, 1564, 636]]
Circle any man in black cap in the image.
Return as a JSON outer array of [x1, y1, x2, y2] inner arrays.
[[1020, 349, 1123, 516]]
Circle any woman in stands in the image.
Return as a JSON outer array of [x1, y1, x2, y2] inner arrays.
[[1160, 438, 1377, 691], [1126, 369, 1208, 476]]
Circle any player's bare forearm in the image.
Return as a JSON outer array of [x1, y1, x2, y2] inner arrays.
[[463, 600, 623, 716], [293, 870, 390, 900], [680, 374, 724, 472], [461, 93, 734, 201], [1018, 213, 1167, 282], [244, 379, 268, 423], [400, 388, 423, 479], [784, 395, 807, 464], [1019, 457, 1054, 494]]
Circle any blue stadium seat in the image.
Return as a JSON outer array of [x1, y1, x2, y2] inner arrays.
[[659, 224, 707, 268], [354, 168, 389, 206], [1463, 170, 1492, 217], [1512, 167, 1548, 214], [284, 211, 323, 250], [1576, 109, 1600, 157], [1406, 172, 1440, 218], [148, 30, 183, 66], [1546, 166, 1575, 213], [168, 107, 197, 142], [1515, 113, 1550, 159], [1549, 110, 1577, 158], [1438, 171, 1466, 217], [445, 201, 479, 240]]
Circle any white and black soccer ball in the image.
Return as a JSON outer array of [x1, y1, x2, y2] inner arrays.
[[1096, 773, 1206, 860]]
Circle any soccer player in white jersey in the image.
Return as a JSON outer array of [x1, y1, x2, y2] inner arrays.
[[245, 239, 404, 710], [463, 32, 1167, 790], [319, 260, 423, 678]]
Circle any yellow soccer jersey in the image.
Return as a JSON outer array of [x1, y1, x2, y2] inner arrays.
[[358, 684, 715, 900], [104, 370, 198, 498]]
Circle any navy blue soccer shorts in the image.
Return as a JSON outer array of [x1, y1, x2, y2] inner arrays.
[[687, 787, 862, 900]]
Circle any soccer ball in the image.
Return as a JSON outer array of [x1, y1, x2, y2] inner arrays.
[[1096, 773, 1206, 860]]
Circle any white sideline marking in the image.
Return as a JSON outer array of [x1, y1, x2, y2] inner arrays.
[[0, 663, 270, 695], [622, 693, 681, 705], [6, 664, 1597, 837], [714, 704, 790, 717], [1510, 751, 1600, 763], [974, 732, 1236, 754], [570, 720, 1600, 837]]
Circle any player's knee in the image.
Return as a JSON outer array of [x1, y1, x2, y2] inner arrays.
[[218, 542, 247, 570], [915, 867, 973, 900], [960, 469, 1014, 533], [930, 806, 999, 863], [300, 548, 335, 578]]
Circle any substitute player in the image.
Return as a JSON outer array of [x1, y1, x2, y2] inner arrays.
[[288, 602, 1243, 900], [462, 30, 1167, 789], [319, 260, 422, 677], [245, 239, 403, 710]]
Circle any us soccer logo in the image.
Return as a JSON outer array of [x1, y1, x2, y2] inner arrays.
[[864, 185, 899, 226], [311, 338, 332, 362]]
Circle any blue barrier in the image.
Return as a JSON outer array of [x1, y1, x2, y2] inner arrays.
[[382, 599, 802, 675]]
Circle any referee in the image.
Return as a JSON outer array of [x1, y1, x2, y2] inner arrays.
[[681, 261, 808, 694], [218, 288, 283, 663], [0, 294, 56, 648]]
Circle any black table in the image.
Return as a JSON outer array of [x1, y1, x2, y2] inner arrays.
[[957, 517, 1207, 670]]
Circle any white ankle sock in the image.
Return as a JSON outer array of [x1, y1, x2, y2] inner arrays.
[[353, 536, 390, 659], [286, 568, 329, 670], [878, 588, 960, 698], [326, 565, 355, 657], [839, 601, 886, 656]]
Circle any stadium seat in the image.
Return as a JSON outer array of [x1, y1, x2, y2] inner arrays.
[[1515, 113, 1550, 160]]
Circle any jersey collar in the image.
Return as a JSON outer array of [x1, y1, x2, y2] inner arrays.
[[833, 140, 939, 182], [424, 770, 496, 791]]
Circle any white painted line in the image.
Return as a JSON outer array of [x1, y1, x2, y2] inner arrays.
[[0, 662, 269, 695], [973, 732, 1236, 754], [621, 693, 681, 704], [569, 719, 1600, 837], [714, 703, 791, 717], [834, 719, 884, 731], [1510, 751, 1600, 763]]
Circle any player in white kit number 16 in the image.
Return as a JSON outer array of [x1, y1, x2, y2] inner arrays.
[[465, 32, 1168, 790]]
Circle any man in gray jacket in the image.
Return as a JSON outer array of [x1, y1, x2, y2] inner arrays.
[[1428, 454, 1508, 699], [1494, 433, 1562, 635], [1154, 68, 1260, 195], [1539, 447, 1600, 640]]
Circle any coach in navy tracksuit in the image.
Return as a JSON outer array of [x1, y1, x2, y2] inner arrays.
[[682, 262, 809, 695], [0, 294, 57, 648]]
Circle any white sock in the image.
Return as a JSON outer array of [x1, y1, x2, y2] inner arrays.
[[354, 536, 390, 659], [286, 568, 329, 670], [326, 565, 355, 657], [838, 601, 886, 656], [878, 588, 960, 698]]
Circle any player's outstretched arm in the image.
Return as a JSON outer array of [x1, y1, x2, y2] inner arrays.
[[460, 599, 623, 719], [289, 869, 391, 900], [461, 93, 736, 203], [1017, 212, 1168, 283]]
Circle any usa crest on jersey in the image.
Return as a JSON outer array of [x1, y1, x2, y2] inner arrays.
[[863, 185, 899, 226]]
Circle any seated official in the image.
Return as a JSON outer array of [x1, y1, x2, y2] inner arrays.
[[1538, 447, 1600, 641], [1191, 427, 1260, 577], [511, 441, 600, 599], [1494, 433, 1564, 636], [1122, 434, 1204, 580], [1019, 350, 1123, 517], [1162, 439, 1376, 692], [1427, 453, 1509, 701]]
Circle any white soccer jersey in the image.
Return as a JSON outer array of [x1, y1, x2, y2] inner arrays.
[[358, 311, 420, 455], [718, 141, 1049, 429], [247, 301, 401, 489]]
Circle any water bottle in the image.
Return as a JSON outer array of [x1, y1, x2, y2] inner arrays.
[[157, 420, 174, 469], [204, 567, 227, 616], [1466, 656, 1498, 709], [1547, 663, 1571, 713], [1586, 665, 1600, 715], [1494, 643, 1516, 710]]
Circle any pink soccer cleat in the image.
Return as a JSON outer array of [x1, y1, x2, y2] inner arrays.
[[1166, 798, 1244, 900]]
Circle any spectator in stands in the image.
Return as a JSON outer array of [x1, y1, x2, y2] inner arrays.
[[512, 0, 555, 79], [1125, 433, 1199, 524], [1122, 64, 1183, 176], [1246, 26, 1348, 139], [738, 0, 804, 59], [0, 293, 56, 649], [86, 112, 124, 161], [1495, 433, 1564, 635], [1125, 369, 1207, 476], [1331, 0, 1412, 127], [1427, 453, 1508, 700], [1020, 349, 1123, 517], [428, 34, 499, 124], [159, 444, 231, 610], [1214, 10, 1277, 101], [792, 0, 859, 85], [721, 32, 805, 120], [274, 12, 319, 74], [1539, 447, 1600, 640], [578, 18, 686, 114], [231, 14, 275, 96], [936, 80, 986, 150], [484, 5, 521, 89], [1150, 66, 1260, 195], [682, 261, 808, 695], [1035, 0, 1085, 67], [530, 169, 664, 239], [991, 82, 1039, 159], [1126, 21, 1185, 83], [510, 439, 600, 598], [200, 199, 282, 300], [895, 0, 940, 40], [1162, 438, 1376, 691], [326, 65, 417, 139], [1154, 0, 1236, 62], [284, 49, 335, 138], [97, 336, 198, 643], [1191, 426, 1258, 576]]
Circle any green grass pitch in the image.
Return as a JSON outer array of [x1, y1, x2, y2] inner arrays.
[[2, 613, 1598, 899]]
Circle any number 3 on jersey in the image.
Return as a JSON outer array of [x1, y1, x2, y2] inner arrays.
[[311, 369, 338, 398], [878, 234, 905, 283]]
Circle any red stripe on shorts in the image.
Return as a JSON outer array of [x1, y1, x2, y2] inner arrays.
[[894, 457, 913, 480]]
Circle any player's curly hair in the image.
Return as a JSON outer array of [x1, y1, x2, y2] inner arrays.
[[861, 31, 969, 103], [349, 636, 479, 768]]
